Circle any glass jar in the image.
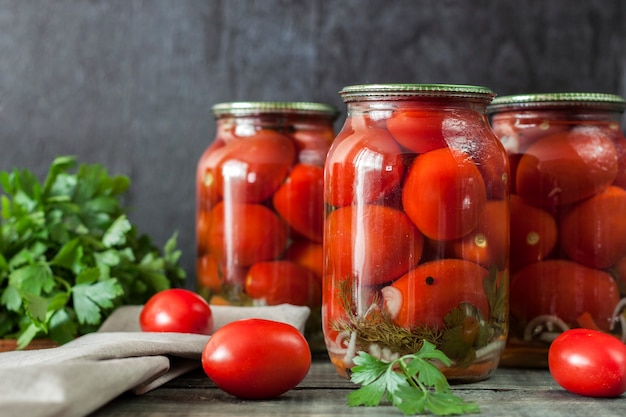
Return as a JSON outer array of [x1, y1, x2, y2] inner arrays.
[[323, 84, 510, 381], [196, 101, 339, 351], [488, 92, 626, 368]]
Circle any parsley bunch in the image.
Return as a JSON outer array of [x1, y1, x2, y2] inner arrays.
[[0, 156, 186, 348], [348, 341, 480, 416]]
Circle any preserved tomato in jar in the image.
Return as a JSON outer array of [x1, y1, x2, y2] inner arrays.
[[488, 92, 626, 368], [323, 84, 510, 381], [196, 101, 338, 350]]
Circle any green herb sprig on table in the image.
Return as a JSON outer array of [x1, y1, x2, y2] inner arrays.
[[0, 156, 186, 348], [347, 340, 480, 416]]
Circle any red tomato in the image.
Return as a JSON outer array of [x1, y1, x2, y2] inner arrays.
[[139, 289, 213, 334], [549, 329, 626, 398], [202, 319, 311, 400], [491, 114, 568, 154], [510, 260, 620, 331], [383, 259, 490, 329], [560, 186, 626, 269], [516, 126, 618, 207], [325, 204, 424, 286], [612, 135, 626, 189], [200, 129, 295, 203], [273, 163, 324, 242], [402, 147, 487, 240], [245, 260, 321, 307], [509, 195, 558, 271], [208, 202, 287, 266], [325, 125, 405, 207], [447, 200, 508, 268], [196, 253, 222, 292], [284, 239, 323, 280], [290, 127, 334, 167], [386, 109, 447, 153], [196, 209, 212, 255]]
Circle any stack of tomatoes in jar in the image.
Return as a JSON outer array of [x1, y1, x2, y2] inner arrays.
[[489, 93, 626, 368], [196, 102, 338, 350], [322, 84, 510, 381]]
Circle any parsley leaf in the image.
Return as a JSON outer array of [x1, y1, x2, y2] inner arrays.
[[347, 341, 480, 416], [0, 156, 186, 348]]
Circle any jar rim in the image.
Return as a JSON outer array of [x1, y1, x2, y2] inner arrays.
[[212, 101, 339, 118], [487, 92, 626, 113], [339, 84, 496, 102]]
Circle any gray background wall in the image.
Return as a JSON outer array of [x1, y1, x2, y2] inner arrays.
[[1, 0, 625, 286]]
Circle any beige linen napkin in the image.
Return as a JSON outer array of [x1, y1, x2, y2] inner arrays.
[[0, 303, 310, 417]]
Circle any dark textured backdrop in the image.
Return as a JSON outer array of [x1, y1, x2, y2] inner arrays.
[[1, 0, 625, 285]]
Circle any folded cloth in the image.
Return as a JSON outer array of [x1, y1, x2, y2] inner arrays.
[[0, 303, 310, 417]]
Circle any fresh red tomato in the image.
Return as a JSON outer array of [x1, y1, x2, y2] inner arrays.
[[386, 109, 447, 153], [383, 259, 490, 329], [272, 163, 324, 242], [560, 186, 626, 269], [325, 204, 424, 286], [208, 202, 287, 266], [509, 195, 558, 271], [510, 260, 620, 331], [548, 328, 626, 397], [202, 319, 311, 400], [516, 126, 618, 207], [139, 289, 213, 334], [447, 200, 508, 268], [325, 125, 405, 207], [402, 147, 487, 240], [200, 129, 296, 203], [245, 260, 321, 307]]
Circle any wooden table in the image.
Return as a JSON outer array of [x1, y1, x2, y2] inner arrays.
[[91, 355, 626, 417]]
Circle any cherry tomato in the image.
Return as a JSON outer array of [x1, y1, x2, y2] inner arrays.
[[284, 239, 323, 280], [447, 200, 508, 268], [509, 195, 558, 271], [139, 289, 213, 334], [383, 259, 490, 329], [325, 204, 424, 286], [548, 328, 626, 397], [510, 260, 620, 331], [516, 126, 618, 207], [325, 125, 405, 207], [560, 186, 626, 269], [245, 260, 321, 307], [402, 147, 487, 240], [200, 129, 295, 203], [208, 202, 287, 266], [202, 318, 311, 400], [272, 163, 324, 243], [386, 109, 447, 153]]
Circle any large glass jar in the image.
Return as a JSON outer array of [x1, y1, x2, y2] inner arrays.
[[323, 84, 510, 381], [488, 92, 626, 368], [196, 101, 339, 351]]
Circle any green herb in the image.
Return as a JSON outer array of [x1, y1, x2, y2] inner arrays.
[[0, 156, 186, 348], [347, 341, 480, 416]]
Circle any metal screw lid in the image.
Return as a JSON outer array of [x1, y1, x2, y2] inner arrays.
[[339, 84, 496, 103], [212, 101, 339, 118], [487, 92, 626, 113]]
